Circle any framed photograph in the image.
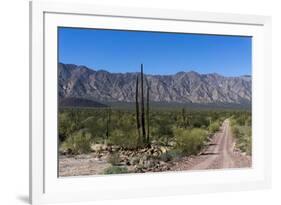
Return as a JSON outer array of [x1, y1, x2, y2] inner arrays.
[[30, 1, 272, 204]]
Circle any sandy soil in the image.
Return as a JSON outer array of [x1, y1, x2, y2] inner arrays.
[[59, 153, 111, 177]]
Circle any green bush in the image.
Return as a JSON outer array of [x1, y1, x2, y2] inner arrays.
[[209, 121, 220, 133], [61, 130, 92, 154], [190, 116, 209, 128], [109, 129, 139, 149], [58, 112, 82, 142], [174, 128, 207, 155], [103, 166, 128, 174], [232, 125, 251, 155], [151, 116, 174, 145], [231, 117, 252, 155]]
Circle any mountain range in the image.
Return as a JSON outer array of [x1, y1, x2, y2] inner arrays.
[[58, 63, 251, 106]]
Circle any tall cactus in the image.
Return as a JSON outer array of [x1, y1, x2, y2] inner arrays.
[[135, 75, 141, 144], [140, 64, 146, 144], [146, 80, 150, 144]]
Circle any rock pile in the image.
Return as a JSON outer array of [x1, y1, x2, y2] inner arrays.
[[91, 144, 172, 173], [61, 143, 174, 173]]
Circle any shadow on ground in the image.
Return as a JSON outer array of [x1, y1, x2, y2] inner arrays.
[[200, 152, 219, 156]]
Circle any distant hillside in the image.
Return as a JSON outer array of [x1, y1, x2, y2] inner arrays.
[[58, 63, 251, 105], [59, 97, 108, 108]]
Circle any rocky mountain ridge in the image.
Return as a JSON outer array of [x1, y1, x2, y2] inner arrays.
[[58, 63, 251, 104]]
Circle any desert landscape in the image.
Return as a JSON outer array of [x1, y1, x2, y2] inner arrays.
[[58, 28, 252, 176], [58, 63, 252, 176]]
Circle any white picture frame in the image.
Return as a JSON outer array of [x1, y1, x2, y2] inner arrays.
[[30, 1, 272, 204]]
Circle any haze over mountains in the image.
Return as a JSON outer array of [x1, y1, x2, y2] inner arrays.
[[58, 63, 251, 106]]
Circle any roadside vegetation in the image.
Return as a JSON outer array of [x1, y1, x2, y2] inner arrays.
[[230, 112, 252, 155]]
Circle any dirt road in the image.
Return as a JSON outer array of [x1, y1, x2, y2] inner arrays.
[[171, 119, 251, 171]]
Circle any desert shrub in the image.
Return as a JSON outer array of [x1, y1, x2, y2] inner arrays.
[[58, 112, 83, 142], [103, 166, 128, 174], [232, 125, 252, 155], [232, 112, 251, 126], [231, 115, 252, 155], [61, 130, 92, 154], [108, 153, 121, 165], [109, 129, 139, 149], [174, 128, 207, 155], [190, 115, 210, 128], [151, 116, 174, 145], [232, 125, 239, 137], [209, 121, 220, 133], [244, 115, 252, 127], [84, 118, 105, 137]]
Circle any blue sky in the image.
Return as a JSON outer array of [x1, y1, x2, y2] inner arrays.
[[58, 27, 252, 76]]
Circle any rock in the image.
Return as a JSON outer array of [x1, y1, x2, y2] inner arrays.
[[111, 145, 120, 152], [140, 149, 146, 153], [142, 155, 148, 161], [129, 152, 135, 158], [91, 144, 103, 152], [153, 152, 159, 157], [159, 161, 167, 166], [144, 160, 155, 169], [124, 157, 129, 163], [102, 144, 108, 150], [159, 146, 168, 153], [107, 146, 112, 152], [135, 164, 144, 171], [139, 158, 144, 166], [168, 141, 176, 146], [148, 149, 154, 155], [59, 147, 71, 155], [130, 157, 139, 165]]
